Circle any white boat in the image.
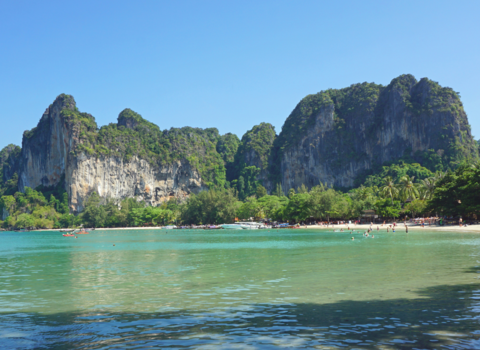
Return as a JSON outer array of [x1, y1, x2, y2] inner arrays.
[[220, 224, 244, 230], [238, 222, 265, 230], [220, 222, 269, 230], [163, 225, 177, 229]]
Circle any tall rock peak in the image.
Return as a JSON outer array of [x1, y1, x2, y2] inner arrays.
[[268, 74, 479, 190]]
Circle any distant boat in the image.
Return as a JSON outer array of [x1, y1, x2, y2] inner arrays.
[[76, 230, 89, 234], [241, 222, 265, 230], [163, 225, 177, 229], [60, 229, 74, 233], [220, 224, 243, 230], [62, 233, 75, 237], [221, 222, 268, 230]]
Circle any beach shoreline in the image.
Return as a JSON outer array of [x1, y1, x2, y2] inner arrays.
[[21, 223, 480, 233]]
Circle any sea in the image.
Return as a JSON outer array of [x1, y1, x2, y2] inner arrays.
[[1, 228, 479, 349]]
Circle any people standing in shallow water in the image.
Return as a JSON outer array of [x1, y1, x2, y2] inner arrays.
[[406, 226, 409, 233]]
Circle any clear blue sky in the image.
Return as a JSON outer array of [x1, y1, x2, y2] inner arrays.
[[1, 0, 479, 148]]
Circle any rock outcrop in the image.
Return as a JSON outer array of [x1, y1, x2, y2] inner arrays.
[[18, 95, 209, 212], [270, 74, 479, 190], [4, 74, 478, 211]]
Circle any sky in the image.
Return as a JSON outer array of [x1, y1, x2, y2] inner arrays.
[[1, 0, 479, 148]]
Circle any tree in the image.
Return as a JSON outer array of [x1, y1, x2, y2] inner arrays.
[[1, 195, 16, 216], [273, 183, 284, 197], [82, 192, 106, 228], [428, 163, 480, 217], [418, 178, 436, 200], [405, 199, 428, 218], [238, 197, 262, 220], [284, 193, 311, 222], [288, 188, 296, 199], [380, 176, 399, 205], [15, 213, 35, 229], [256, 185, 267, 198], [257, 195, 287, 220], [375, 198, 402, 219], [181, 189, 239, 224], [297, 184, 308, 194], [398, 175, 419, 203]]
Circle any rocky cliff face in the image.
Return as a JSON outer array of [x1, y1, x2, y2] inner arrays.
[[19, 95, 76, 192], [7, 74, 478, 210], [270, 75, 479, 190], [67, 154, 204, 212], [18, 95, 208, 212]]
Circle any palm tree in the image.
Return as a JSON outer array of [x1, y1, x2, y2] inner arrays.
[[398, 175, 420, 203], [380, 176, 399, 205], [418, 177, 436, 200]]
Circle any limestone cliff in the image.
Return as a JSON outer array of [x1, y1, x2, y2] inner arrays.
[[18, 95, 216, 212], [270, 74, 479, 190], [6, 74, 478, 210]]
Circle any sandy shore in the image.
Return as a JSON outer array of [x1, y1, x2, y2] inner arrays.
[[31, 223, 480, 233], [298, 223, 480, 233]]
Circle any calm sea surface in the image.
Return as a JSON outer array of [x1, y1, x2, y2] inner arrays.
[[1, 228, 480, 349]]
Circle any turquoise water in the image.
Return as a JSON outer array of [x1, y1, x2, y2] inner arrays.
[[1, 229, 480, 349]]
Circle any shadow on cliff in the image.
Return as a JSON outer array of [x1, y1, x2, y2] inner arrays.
[[1, 281, 480, 349]]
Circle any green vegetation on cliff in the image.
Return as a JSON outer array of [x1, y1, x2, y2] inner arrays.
[[228, 122, 275, 184], [270, 74, 478, 188], [2, 73, 478, 229], [0, 144, 21, 196], [24, 96, 228, 188]]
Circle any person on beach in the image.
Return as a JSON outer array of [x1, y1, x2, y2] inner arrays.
[[459, 217, 463, 227]]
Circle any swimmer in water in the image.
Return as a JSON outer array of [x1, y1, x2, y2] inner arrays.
[[351, 237, 354, 240], [372, 235, 374, 238]]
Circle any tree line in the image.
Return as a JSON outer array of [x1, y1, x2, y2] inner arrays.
[[0, 161, 478, 230]]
